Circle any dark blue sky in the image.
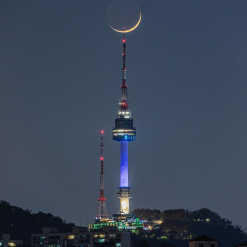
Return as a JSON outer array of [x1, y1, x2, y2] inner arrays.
[[0, 0, 247, 230]]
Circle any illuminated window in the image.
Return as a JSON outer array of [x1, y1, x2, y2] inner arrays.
[[68, 235, 75, 240], [96, 239, 105, 243], [8, 243, 16, 247]]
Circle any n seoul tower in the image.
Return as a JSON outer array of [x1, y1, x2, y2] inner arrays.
[[111, 12, 141, 214]]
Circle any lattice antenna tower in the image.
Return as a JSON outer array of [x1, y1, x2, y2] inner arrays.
[[96, 131, 108, 219]]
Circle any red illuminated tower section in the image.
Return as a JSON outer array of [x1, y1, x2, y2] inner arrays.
[[96, 131, 108, 219]]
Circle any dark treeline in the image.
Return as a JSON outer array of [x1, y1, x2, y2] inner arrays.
[[131, 208, 247, 247], [0, 201, 74, 245], [0, 201, 246, 247]]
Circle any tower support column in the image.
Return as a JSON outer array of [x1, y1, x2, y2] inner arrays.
[[118, 141, 131, 214], [120, 141, 128, 187]]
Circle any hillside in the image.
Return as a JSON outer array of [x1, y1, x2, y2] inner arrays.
[[0, 201, 246, 247], [0, 201, 75, 245], [132, 208, 247, 247]]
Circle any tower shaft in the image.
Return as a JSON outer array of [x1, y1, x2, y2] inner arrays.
[[118, 142, 131, 214], [96, 131, 108, 219], [120, 141, 128, 187]]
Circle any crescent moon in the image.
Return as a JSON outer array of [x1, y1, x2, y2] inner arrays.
[[110, 12, 142, 33]]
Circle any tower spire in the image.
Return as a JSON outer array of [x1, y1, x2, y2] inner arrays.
[[120, 32, 129, 113], [122, 31, 126, 70], [96, 130, 108, 219]]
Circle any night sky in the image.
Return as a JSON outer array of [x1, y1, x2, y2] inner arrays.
[[1, 0, 247, 230]]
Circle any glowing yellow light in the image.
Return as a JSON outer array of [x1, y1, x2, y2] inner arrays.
[[68, 235, 75, 240], [110, 12, 142, 33], [121, 201, 127, 210]]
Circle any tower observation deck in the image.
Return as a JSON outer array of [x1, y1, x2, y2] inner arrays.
[[113, 36, 136, 214]]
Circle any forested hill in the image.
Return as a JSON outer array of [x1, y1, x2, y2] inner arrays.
[[131, 208, 247, 247], [0, 201, 75, 245], [1, 201, 246, 247]]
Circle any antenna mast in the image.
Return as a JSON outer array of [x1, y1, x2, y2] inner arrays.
[[120, 30, 128, 113], [96, 130, 108, 219]]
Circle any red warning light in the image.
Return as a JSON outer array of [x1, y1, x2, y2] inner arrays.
[[101, 130, 104, 134], [122, 39, 126, 43]]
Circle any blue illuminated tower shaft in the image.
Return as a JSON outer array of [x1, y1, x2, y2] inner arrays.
[[113, 36, 136, 214], [120, 141, 128, 187]]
